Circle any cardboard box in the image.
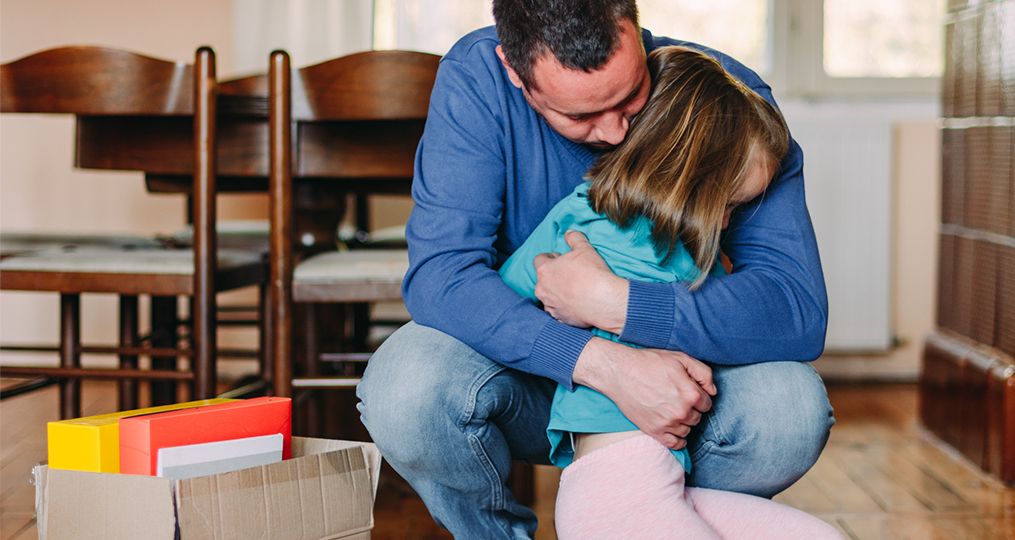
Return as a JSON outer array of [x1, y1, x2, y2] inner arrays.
[[119, 396, 292, 476], [34, 437, 381, 540], [47, 399, 235, 473]]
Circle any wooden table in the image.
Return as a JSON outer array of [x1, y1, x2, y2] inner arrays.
[[75, 80, 424, 252]]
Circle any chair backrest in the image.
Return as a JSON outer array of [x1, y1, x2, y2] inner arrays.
[[294, 50, 439, 121], [1, 46, 222, 399], [266, 49, 440, 396], [295, 51, 440, 182], [1, 46, 194, 115]]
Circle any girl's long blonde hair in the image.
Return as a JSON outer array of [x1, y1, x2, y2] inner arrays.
[[587, 46, 789, 289]]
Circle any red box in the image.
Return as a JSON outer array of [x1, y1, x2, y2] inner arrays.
[[119, 397, 292, 476]]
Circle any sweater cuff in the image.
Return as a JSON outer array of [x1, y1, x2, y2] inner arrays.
[[530, 319, 594, 390], [619, 279, 675, 350]]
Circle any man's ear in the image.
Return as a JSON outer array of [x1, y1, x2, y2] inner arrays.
[[496, 46, 525, 90]]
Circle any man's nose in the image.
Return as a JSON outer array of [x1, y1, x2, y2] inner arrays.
[[594, 113, 629, 146]]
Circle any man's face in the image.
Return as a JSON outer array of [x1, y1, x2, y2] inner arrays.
[[497, 19, 650, 149]]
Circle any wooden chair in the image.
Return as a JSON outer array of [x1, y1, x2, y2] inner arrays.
[[266, 50, 438, 403], [0, 46, 268, 418], [266, 50, 537, 504]]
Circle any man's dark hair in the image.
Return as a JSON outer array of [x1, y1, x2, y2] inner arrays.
[[493, 0, 640, 90]]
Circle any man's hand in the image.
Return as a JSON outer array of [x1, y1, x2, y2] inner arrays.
[[533, 230, 628, 334], [573, 337, 716, 450]]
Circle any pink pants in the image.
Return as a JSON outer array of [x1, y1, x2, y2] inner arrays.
[[554, 434, 843, 540]]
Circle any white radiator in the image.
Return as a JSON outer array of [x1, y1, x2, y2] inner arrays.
[[787, 117, 894, 352]]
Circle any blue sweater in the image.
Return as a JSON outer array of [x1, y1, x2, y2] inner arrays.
[[498, 182, 726, 470], [404, 26, 827, 389]]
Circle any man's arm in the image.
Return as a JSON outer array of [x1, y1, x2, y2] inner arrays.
[[633, 139, 828, 363], [403, 35, 594, 387], [573, 337, 715, 450]]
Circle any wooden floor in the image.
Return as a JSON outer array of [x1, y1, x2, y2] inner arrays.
[[1, 381, 1013, 539]]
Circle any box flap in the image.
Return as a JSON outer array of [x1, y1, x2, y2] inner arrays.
[[43, 467, 175, 540], [292, 438, 382, 500], [291, 437, 365, 457], [175, 442, 376, 540]]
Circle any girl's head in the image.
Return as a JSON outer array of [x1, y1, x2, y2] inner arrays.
[[587, 46, 789, 289]]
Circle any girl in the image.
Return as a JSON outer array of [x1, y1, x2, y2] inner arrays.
[[499, 46, 842, 540]]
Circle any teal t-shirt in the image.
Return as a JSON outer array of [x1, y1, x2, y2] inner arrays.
[[498, 182, 726, 470]]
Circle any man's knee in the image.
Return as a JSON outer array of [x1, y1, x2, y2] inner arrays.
[[690, 362, 834, 496], [357, 322, 511, 462], [716, 361, 832, 441], [358, 324, 463, 446], [748, 369, 833, 495], [740, 362, 832, 456]]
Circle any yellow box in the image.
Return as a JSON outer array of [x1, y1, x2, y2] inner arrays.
[[47, 399, 235, 473]]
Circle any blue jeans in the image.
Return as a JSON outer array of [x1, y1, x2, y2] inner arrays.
[[357, 322, 835, 539]]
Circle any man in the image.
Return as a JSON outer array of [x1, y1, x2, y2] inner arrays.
[[357, 1, 834, 538]]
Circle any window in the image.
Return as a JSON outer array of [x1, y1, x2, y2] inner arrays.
[[241, 0, 945, 99], [798, 0, 944, 97], [638, 0, 771, 75], [373, 0, 494, 53], [823, 0, 944, 78], [638, 0, 944, 98]]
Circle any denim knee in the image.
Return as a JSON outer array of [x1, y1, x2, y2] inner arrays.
[[357, 323, 489, 463], [360, 321, 532, 459], [687, 361, 834, 497], [747, 362, 831, 434], [355, 323, 545, 539]]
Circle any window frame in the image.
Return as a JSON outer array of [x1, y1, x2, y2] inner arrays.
[[769, 0, 942, 99], [370, 0, 944, 100]]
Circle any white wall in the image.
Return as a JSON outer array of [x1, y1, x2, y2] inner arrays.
[[231, 0, 373, 76], [776, 99, 941, 381], [812, 118, 941, 381]]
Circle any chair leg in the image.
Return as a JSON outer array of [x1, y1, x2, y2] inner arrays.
[[191, 46, 217, 401], [118, 295, 139, 411], [354, 192, 370, 240], [59, 293, 81, 420], [191, 292, 217, 400], [303, 303, 322, 437], [351, 302, 370, 352], [150, 295, 178, 406], [508, 462, 535, 507], [259, 283, 274, 388]]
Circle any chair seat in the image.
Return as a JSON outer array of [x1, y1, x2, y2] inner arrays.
[[0, 232, 161, 259], [0, 246, 266, 295], [292, 249, 407, 303], [367, 225, 405, 243], [169, 220, 271, 255]]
